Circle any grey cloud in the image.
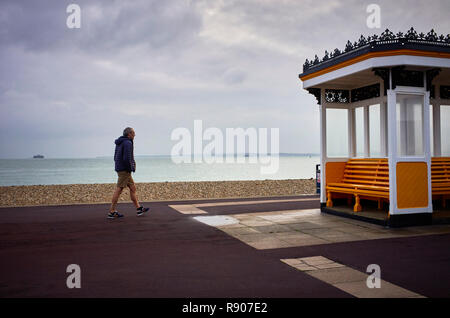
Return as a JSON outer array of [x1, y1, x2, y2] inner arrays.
[[0, 0, 203, 55], [222, 68, 246, 84], [0, 0, 449, 158]]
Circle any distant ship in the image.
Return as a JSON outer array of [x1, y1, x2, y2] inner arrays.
[[33, 154, 44, 159]]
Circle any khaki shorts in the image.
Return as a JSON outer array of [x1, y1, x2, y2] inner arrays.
[[117, 171, 134, 188]]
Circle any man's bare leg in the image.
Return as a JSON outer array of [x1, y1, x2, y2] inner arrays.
[[110, 187, 124, 212], [128, 183, 140, 209]]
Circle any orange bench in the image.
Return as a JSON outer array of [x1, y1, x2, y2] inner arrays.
[[431, 157, 450, 208], [326, 157, 450, 212], [326, 158, 389, 212]]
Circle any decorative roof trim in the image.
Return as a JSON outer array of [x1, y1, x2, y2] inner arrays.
[[299, 28, 450, 79], [299, 49, 450, 81]]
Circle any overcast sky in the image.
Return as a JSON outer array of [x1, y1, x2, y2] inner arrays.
[[0, 0, 449, 158]]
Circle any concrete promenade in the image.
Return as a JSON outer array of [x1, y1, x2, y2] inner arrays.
[[1, 195, 449, 298]]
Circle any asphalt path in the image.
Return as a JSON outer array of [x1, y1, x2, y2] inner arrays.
[[0, 196, 449, 298]]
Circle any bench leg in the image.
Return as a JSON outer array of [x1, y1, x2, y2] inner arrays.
[[354, 194, 362, 212], [377, 199, 382, 210], [326, 191, 333, 207]]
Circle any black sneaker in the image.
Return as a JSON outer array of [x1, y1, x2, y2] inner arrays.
[[136, 206, 149, 216], [108, 211, 124, 219]]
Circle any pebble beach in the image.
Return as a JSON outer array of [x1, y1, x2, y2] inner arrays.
[[0, 179, 316, 208]]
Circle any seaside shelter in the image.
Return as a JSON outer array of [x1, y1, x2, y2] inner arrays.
[[299, 28, 450, 227]]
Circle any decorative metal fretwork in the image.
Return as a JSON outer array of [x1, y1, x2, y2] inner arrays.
[[426, 68, 441, 92], [441, 86, 450, 99], [324, 89, 349, 103], [351, 83, 380, 102], [302, 28, 450, 73], [307, 88, 321, 104], [372, 68, 390, 95], [392, 67, 423, 89]]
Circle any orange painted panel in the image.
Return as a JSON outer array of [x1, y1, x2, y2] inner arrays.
[[396, 162, 428, 209], [326, 162, 347, 186]]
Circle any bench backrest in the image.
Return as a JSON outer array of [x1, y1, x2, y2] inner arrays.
[[340, 157, 450, 187], [342, 158, 389, 187], [431, 157, 450, 184]]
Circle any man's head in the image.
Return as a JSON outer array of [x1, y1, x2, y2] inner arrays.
[[123, 127, 135, 140]]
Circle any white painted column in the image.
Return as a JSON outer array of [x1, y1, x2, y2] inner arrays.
[[364, 105, 370, 157], [433, 103, 441, 157], [380, 101, 388, 157], [348, 108, 356, 158], [423, 91, 433, 213], [387, 89, 397, 215], [319, 90, 327, 204]]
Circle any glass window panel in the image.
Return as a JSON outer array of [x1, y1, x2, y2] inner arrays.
[[326, 108, 348, 157], [369, 104, 381, 157], [396, 94, 424, 157], [355, 107, 364, 157], [441, 105, 450, 156]]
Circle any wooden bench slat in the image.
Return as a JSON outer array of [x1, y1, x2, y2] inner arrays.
[[343, 179, 390, 184], [346, 169, 388, 173], [432, 184, 450, 188], [346, 173, 389, 176], [328, 182, 388, 189], [342, 179, 389, 186], [346, 170, 389, 174], [326, 187, 389, 198], [347, 163, 388, 166], [328, 185, 388, 193], [344, 174, 389, 180], [347, 165, 388, 168]]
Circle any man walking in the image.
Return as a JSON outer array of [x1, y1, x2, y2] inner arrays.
[[108, 127, 149, 219]]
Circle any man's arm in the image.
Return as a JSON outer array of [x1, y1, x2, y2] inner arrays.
[[122, 141, 135, 172]]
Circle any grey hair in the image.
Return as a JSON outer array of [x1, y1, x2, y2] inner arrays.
[[123, 127, 134, 137]]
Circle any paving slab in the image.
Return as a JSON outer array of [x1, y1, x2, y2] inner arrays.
[[281, 256, 423, 298], [333, 280, 421, 298], [307, 267, 368, 284]]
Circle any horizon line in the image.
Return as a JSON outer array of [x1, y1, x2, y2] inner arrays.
[[0, 153, 321, 160]]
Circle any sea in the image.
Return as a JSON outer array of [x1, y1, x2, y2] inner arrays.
[[0, 154, 320, 186]]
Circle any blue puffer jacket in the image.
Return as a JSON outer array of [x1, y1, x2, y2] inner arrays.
[[114, 136, 136, 172]]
